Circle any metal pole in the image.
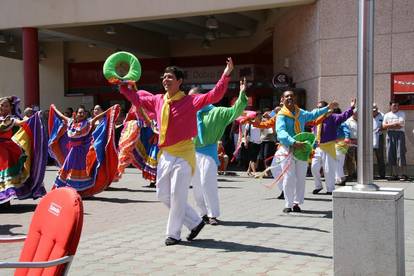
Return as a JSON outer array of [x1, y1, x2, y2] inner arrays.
[[353, 0, 379, 191]]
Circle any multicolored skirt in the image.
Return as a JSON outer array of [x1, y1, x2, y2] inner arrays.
[[49, 105, 120, 197], [0, 113, 47, 204], [117, 120, 159, 182]]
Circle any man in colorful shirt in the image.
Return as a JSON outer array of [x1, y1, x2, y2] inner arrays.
[[189, 78, 248, 226], [119, 58, 234, 245], [310, 99, 355, 195], [276, 90, 334, 213]]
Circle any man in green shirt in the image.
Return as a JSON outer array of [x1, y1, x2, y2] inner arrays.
[[189, 79, 248, 225]]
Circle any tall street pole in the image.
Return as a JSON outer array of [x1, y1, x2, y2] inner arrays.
[[353, 0, 379, 191]]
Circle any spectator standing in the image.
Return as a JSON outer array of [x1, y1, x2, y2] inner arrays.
[[382, 100, 408, 181], [373, 103, 386, 179]]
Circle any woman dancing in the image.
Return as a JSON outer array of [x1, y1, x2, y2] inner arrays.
[[48, 104, 120, 197], [0, 96, 47, 208], [116, 103, 159, 187]]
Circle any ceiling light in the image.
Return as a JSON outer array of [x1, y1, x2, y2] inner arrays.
[[201, 39, 211, 49], [88, 43, 96, 48], [206, 16, 219, 29], [8, 45, 17, 53], [0, 34, 6, 44], [104, 25, 116, 35], [205, 31, 216, 41]]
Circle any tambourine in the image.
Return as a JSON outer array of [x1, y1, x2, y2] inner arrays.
[[103, 51, 141, 84], [292, 132, 316, 161]]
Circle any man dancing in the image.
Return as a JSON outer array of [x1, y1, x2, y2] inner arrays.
[[276, 90, 335, 213], [119, 58, 234, 245], [189, 78, 248, 226]]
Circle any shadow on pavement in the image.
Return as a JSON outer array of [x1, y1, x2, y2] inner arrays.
[[219, 220, 329, 232], [294, 210, 332, 219], [217, 178, 242, 183], [303, 197, 332, 202], [0, 204, 37, 214], [0, 224, 25, 236], [181, 239, 332, 259], [105, 187, 156, 193], [84, 196, 158, 204], [217, 186, 242, 189]]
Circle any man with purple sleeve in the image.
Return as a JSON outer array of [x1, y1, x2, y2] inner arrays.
[[311, 99, 356, 195]]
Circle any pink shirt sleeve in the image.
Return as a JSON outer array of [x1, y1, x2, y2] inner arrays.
[[192, 74, 230, 110], [119, 85, 157, 114]]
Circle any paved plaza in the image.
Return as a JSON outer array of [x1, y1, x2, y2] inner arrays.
[[1, 167, 413, 275]]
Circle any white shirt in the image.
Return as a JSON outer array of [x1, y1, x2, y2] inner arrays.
[[247, 124, 262, 144], [383, 111, 405, 132], [345, 117, 358, 139]]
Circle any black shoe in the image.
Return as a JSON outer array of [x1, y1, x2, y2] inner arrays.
[[165, 237, 180, 246], [202, 215, 209, 224], [326, 192, 332, 195], [187, 221, 205, 241], [312, 188, 323, 194], [387, 176, 399, 181], [283, 208, 292, 213], [148, 182, 156, 188], [208, 217, 219, 226], [292, 204, 301, 212], [400, 175, 409, 181], [277, 191, 285, 199], [336, 180, 346, 186]]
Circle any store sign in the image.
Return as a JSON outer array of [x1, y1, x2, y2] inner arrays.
[[183, 65, 255, 84], [272, 73, 292, 89], [393, 72, 414, 94]]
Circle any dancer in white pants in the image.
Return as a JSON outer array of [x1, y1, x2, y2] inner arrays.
[[189, 79, 247, 225], [310, 101, 355, 195], [119, 58, 234, 245], [276, 90, 333, 213]]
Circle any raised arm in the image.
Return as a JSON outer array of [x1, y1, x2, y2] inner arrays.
[[50, 104, 70, 124], [192, 58, 233, 109], [119, 84, 157, 114], [331, 99, 356, 125], [217, 78, 248, 125]]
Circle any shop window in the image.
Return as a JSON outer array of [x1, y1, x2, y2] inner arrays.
[[391, 72, 414, 110]]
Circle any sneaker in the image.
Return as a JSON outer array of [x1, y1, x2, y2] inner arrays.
[[165, 237, 180, 246], [312, 188, 323, 194], [208, 217, 219, 226], [292, 204, 301, 212], [326, 192, 332, 195], [202, 215, 209, 224], [283, 208, 292, 213], [186, 221, 205, 241], [277, 191, 285, 200]]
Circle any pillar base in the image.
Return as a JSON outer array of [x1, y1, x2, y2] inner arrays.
[[333, 186, 405, 275]]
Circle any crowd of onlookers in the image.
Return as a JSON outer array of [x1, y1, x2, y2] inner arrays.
[[219, 100, 410, 183]]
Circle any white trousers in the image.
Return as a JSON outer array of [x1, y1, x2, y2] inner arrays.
[[335, 149, 346, 183], [156, 152, 201, 240], [270, 152, 283, 191], [192, 152, 220, 218], [311, 147, 336, 192], [279, 146, 308, 208]]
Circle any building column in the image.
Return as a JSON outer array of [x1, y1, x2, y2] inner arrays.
[[22, 27, 39, 107]]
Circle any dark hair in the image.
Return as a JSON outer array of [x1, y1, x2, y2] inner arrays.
[[389, 100, 399, 105], [318, 101, 328, 107], [282, 89, 295, 97], [163, 66, 185, 81], [77, 106, 86, 113], [333, 107, 342, 114]]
